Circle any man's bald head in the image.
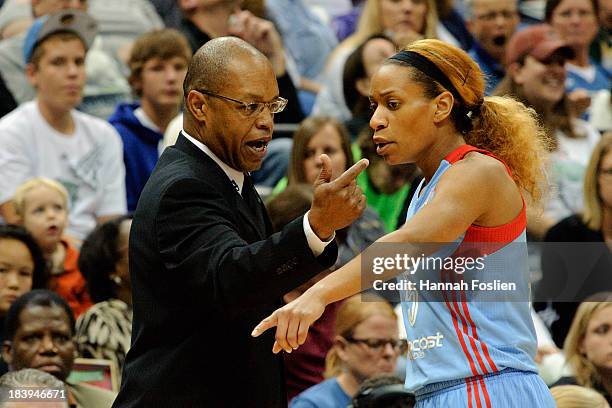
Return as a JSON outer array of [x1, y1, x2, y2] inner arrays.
[[182, 36, 270, 97]]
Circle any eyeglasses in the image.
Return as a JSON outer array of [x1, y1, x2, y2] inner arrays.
[[196, 88, 287, 117], [344, 336, 408, 354]]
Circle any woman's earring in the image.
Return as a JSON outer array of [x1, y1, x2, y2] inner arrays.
[[110, 275, 123, 286]]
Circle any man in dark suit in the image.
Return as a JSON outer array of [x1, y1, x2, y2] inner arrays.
[[112, 37, 368, 408]]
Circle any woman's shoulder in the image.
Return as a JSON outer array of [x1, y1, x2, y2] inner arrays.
[[444, 151, 512, 190], [290, 378, 350, 408]]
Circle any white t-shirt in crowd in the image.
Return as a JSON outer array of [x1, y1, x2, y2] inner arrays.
[[544, 119, 601, 222], [0, 100, 127, 240]]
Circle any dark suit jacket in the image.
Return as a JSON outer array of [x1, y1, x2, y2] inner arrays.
[[112, 134, 338, 407]]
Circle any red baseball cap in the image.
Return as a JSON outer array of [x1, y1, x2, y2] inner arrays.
[[505, 24, 574, 65]]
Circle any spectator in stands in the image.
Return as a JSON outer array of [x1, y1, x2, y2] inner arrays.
[[592, 0, 611, 74], [0, 0, 33, 40], [0, 225, 46, 375], [435, 0, 474, 50], [464, 0, 520, 94], [0, 0, 131, 118], [13, 178, 92, 318], [148, 0, 182, 29], [342, 33, 397, 137], [285, 117, 355, 190], [86, 0, 164, 65], [535, 133, 612, 347], [177, 0, 304, 124], [552, 292, 612, 405], [289, 295, 403, 408], [546, 0, 611, 95], [274, 116, 419, 232], [109, 29, 191, 213], [314, 0, 439, 121], [75, 215, 132, 377], [551, 385, 610, 408], [331, 0, 366, 42], [274, 117, 415, 238], [0, 10, 127, 242], [265, 0, 339, 113], [0, 368, 69, 408], [494, 24, 601, 238], [1, 289, 116, 407]]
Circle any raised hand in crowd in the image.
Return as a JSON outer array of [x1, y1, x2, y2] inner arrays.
[[228, 10, 286, 76]]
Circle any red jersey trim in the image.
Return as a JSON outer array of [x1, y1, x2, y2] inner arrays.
[[444, 145, 526, 243]]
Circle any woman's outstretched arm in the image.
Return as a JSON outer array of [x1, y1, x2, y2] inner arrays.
[[252, 155, 520, 353]]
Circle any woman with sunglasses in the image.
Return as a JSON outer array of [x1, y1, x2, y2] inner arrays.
[[290, 295, 403, 408]]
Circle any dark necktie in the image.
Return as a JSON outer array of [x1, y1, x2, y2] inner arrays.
[[242, 173, 266, 234]]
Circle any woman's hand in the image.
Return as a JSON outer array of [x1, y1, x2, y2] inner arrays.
[[252, 289, 327, 353]]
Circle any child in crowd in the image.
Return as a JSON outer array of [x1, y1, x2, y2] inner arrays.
[[109, 29, 191, 213], [0, 10, 127, 240], [13, 178, 92, 318]]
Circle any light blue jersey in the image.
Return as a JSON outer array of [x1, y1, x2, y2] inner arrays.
[[399, 145, 553, 407]]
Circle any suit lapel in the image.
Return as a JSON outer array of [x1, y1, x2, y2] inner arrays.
[[174, 134, 268, 240]]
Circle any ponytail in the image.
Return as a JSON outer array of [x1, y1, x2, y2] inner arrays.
[[466, 96, 550, 204]]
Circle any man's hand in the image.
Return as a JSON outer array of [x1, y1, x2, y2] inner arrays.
[[252, 288, 327, 353], [567, 88, 591, 118], [228, 10, 286, 76], [308, 155, 369, 240]]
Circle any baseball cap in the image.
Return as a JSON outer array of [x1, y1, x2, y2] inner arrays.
[[23, 9, 97, 64], [505, 24, 575, 66]]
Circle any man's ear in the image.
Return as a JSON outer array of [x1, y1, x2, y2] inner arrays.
[[25, 62, 38, 88], [2, 340, 13, 366], [507, 62, 524, 85], [433, 91, 454, 124], [129, 76, 142, 98], [186, 90, 207, 123], [355, 78, 370, 98], [334, 335, 349, 361]]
